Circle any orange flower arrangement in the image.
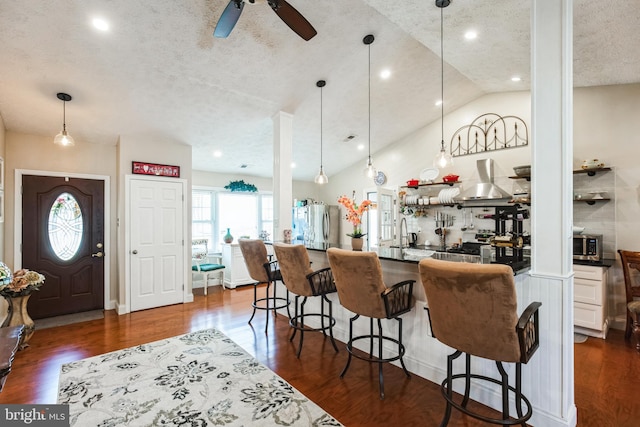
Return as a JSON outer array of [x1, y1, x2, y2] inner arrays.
[[338, 193, 372, 238]]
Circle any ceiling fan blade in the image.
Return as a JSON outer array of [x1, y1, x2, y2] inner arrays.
[[214, 0, 244, 38], [269, 0, 317, 41]]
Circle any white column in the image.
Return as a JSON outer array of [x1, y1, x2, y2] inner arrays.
[[526, 0, 576, 426], [272, 111, 293, 242]]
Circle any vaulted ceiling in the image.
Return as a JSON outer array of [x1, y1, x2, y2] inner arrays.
[[1, 0, 638, 180]]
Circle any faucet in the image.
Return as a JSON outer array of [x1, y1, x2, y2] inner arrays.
[[399, 217, 408, 248]]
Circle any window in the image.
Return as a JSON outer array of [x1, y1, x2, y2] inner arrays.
[[48, 192, 83, 261], [192, 188, 273, 252]]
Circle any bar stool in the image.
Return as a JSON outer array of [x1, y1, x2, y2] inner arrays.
[[273, 243, 339, 358], [418, 258, 541, 426], [238, 239, 290, 333], [326, 247, 415, 399]]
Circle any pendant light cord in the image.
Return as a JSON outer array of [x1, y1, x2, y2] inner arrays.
[[320, 84, 323, 168], [368, 40, 372, 160], [63, 100, 67, 132], [440, 5, 445, 151]]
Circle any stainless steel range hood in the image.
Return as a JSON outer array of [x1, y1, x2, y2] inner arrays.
[[457, 159, 512, 201]]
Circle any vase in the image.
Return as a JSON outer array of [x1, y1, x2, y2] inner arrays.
[[2, 294, 35, 350], [351, 237, 364, 251], [223, 228, 234, 244]]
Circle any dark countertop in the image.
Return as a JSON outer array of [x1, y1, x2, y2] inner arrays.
[[573, 258, 615, 268], [279, 241, 531, 275]]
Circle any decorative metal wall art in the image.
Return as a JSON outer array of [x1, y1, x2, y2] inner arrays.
[[450, 113, 528, 157]]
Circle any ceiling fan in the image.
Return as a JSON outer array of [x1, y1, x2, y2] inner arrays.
[[214, 0, 317, 41]]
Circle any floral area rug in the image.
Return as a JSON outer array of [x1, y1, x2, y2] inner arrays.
[[57, 328, 342, 426]]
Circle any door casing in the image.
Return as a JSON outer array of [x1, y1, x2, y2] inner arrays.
[[14, 169, 112, 310]]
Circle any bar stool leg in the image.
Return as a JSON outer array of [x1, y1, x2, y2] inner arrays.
[[248, 284, 258, 325], [326, 295, 339, 352], [440, 350, 462, 427], [497, 361, 509, 421], [340, 315, 358, 378], [377, 318, 385, 399], [461, 353, 471, 407], [397, 317, 410, 377], [296, 297, 307, 358]]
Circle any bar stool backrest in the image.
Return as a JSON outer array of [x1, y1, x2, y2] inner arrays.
[[273, 243, 314, 296], [327, 248, 388, 319], [418, 258, 521, 363], [238, 239, 270, 283]]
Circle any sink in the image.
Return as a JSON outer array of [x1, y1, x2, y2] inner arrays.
[[430, 251, 481, 263]]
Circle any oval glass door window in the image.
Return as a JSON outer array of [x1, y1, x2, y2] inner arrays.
[[48, 192, 83, 261]]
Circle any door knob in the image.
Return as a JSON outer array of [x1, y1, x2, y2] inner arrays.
[[132, 250, 138, 254], [91, 251, 104, 258], [96, 243, 103, 249]]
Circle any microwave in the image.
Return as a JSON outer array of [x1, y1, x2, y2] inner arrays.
[[573, 234, 602, 261]]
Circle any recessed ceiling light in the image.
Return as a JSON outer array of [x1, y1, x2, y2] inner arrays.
[[92, 17, 110, 32], [511, 76, 522, 82], [291, 162, 296, 168], [213, 150, 222, 157], [464, 30, 477, 40], [435, 99, 443, 107], [380, 69, 392, 80], [357, 144, 365, 151]]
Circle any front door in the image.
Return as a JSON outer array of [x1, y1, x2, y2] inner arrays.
[[129, 178, 184, 312], [22, 176, 105, 319]]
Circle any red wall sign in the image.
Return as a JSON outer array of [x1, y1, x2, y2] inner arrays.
[[132, 161, 180, 178]]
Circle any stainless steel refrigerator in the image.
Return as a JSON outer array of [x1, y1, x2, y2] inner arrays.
[[292, 204, 340, 245]]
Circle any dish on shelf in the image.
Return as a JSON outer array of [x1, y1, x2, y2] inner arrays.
[[573, 226, 585, 234], [407, 179, 420, 187], [581, 159, 605, 170], [420, 167, 439, 183], [513, 165, 531, 177], [442, 173, 459, 183], [588, 191, 607, 200]]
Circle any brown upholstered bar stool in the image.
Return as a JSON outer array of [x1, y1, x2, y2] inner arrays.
[[418, 258, 541, 427], [327, 247, 415, 399], [238, 239, 290, 333], [618, 250, 640, 351], [273, 243, 339, 358]]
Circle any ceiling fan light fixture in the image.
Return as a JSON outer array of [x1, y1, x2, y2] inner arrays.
[[362, 34, 377, 178], [314, 79, 329, 185], [54, 92, 75, 147], [432, 0, 453, 168]]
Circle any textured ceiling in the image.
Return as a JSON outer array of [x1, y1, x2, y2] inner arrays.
[[0, 0, 638, 181]]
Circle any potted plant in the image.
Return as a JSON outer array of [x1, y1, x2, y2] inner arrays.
[[338, 193, 372, 251]]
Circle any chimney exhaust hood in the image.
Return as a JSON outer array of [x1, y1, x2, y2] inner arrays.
[[457, 159, 512, 201]]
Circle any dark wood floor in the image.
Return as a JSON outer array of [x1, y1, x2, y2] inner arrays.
[[1, 285, 639, 426]]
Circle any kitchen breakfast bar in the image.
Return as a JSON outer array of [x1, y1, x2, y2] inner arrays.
[[269, 242, 536, 422]]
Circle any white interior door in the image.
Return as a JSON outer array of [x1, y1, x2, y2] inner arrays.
[[377, 188, 395, 248], [129, 178, 185, 311]]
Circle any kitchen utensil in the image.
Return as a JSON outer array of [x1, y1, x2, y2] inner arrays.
[[469, 209, 475, 229], [408, 233, 418, 246], [420, 167, 439, 183], [461, 208, 468, 231], [442, 173, 459, 183], [407, 179, 420, 187]]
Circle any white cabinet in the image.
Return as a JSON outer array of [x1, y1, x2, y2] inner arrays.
[[221, 244, 253, 289], [573, 264, 609, 338]]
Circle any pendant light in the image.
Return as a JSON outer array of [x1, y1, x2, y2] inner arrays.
[[433, 0, 453, 169], [363, 34, 377, 179], [54, 92, 75, 147], [314, 80, 329, 185]]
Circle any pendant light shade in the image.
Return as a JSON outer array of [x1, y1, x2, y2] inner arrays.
[[54, 92, 75, 147], [363, 34, 377, 179], [314, 80, 329, 185], [433, 1, 452, 168]]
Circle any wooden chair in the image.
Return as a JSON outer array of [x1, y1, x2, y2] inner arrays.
[[238, 239, 290, 333], [273, 243, 338, 358], [191, 239, 225, 295], [418, 258, 541, 426], [618, 250, 640, 351], [327, 247, 415, 399]]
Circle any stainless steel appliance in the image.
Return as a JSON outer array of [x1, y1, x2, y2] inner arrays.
[[292, 204, 340, 245], [573, 234, 602, 261]]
